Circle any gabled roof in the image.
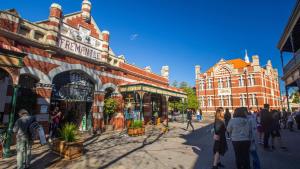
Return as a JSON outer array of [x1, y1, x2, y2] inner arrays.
[[206, 58, 250, 73]]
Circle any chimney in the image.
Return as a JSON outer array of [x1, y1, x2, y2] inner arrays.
[[46, 3, 62, 46], [82, 0, 91, 22], [195, 65, 201, 80], [252, 55, 260, 66], [161, 66, 169, 80], [101, 30, 110, 62], [144, 66, 152, 72]]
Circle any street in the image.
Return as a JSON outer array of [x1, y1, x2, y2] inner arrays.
[[1, 117, 300, 169]]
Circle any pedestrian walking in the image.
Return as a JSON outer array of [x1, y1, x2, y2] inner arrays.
[[13, 109, 35, 169], [256, 110, 264, 144], [260, 104, 273, 150], [224, 108, 231, 139], [247, 108, 261, 169], [294, 108, 300, 130], [287, 111, 294, 131], [49, 106, 62, 142], [270, 110, 287, 150], [186, 109, 194, 131], [196, 109, 202, 122], [227, 107, 251, 169], [212, 107, 227, 169], [281, 109, 288, 129]]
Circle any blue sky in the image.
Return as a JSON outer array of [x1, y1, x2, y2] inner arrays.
[[1, 0, 296, 89]]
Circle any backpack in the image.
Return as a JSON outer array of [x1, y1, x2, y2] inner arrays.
[[28, 118, 40, 140]]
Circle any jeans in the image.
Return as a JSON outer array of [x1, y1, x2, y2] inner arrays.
[[250, 149, 261, 169], [16, 139, 32, 169], [186, 120, 194, 130], [264, 130, 271, 148], [232, 141, 251, 169]]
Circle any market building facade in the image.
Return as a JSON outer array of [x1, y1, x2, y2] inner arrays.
[[0, 0, 186, 142], [195, 52, 281, 114], [278, 0, 300, 111]]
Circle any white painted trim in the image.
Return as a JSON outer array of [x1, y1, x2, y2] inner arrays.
[[20, 67, 51, 84]]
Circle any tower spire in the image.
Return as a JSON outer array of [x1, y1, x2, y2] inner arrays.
[[244, 49, 250, 63]]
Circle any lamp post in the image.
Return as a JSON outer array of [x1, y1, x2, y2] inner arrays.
[[244, 68, 250, 110], [204, 73, 208, 114]]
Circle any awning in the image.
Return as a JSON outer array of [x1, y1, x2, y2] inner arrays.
[[119, 83, 187, 99]]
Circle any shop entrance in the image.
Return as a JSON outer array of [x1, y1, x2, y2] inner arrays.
[[0, 68, 12, 124], [50, 71, 95, 131]]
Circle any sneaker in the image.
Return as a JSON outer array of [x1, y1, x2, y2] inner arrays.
[[272, 146, 276, 150], [211, 166, 218, 169], [217, 162, 225, 168]]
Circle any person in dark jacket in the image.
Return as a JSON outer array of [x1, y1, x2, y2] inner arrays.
[[212, 107, 228, 169], [224, 108, 231, 138], [186, 109, 194, 131], [260, 104, 273, 149]]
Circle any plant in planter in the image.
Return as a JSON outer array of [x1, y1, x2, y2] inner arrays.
[[127, 120, 145, 137], [103, 98, 118, 128], [52, 123, 83, 160]]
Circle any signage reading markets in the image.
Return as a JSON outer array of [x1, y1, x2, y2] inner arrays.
[[58, 36, 101, 60]]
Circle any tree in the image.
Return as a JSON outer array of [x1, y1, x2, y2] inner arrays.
[[169, 81, 199, 111], [179, 81, 189, 89], [292, 92, 300, 103], [172, 80, 178, 88], [103, 98, 118, 124]]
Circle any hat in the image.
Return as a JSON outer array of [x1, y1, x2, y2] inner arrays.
[[18, 109, 29, 116]]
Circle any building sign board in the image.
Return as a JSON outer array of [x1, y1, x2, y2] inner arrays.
[[218, 88, 231, 96], [58, 23, 102, 60]]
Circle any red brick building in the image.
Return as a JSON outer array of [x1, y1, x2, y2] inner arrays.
[[195, 52, 281, 113], [0, 1, 186, 133]]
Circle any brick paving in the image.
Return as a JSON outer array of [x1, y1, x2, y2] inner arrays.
[[1, 116, 300, 169]]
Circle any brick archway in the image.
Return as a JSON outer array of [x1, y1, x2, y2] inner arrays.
[[48, 63, 102, 91]]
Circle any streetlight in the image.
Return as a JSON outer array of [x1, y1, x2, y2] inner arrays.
[[244, 67, 250, 110], [204, 73, 208, 114]]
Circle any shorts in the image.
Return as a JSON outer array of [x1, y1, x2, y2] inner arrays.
[[271, 130, 281, 138]]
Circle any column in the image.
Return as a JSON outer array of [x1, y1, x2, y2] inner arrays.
[[92, 91, 105, 132], [112, 92, 124, 130], [35, 83, 53, 134], [137, 91, 145, 121], [165, 95, 170, 127]]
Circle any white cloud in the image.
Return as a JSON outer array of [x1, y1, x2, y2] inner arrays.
[[130, 34, 139, 40]]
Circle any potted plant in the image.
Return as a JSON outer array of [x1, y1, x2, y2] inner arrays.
[[52, 123, 83, 160], [127, 120, 145, 136], [103, 98, 118, 131]]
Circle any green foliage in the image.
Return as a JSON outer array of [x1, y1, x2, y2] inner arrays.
[[292, 92, 300, 103], [59, 123, 77, 142], [104, 98, 118, 115], [130, 120, 143, 129], [169, 81, 199, 111], [172, 80, 178, 88]]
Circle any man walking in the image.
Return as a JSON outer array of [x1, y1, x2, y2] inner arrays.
[[186, 109, 194, 132], [260, 104, 273, 150], [13, 109, 35, 169]]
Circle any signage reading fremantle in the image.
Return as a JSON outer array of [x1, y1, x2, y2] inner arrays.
[[58, 23, 102, 60], [218, 88, 231, 96], [58, 36, 101, 60]]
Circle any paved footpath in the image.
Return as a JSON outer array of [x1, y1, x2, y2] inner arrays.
[[1, 118, 300, 169]]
